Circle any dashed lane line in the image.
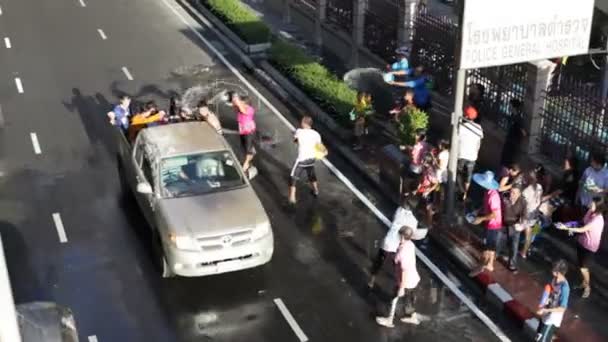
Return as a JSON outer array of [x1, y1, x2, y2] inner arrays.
[[4, 37, 11, 49], [14, 78, 23, 93], [88, 336, 98, 342], [97, 29, 107, 40], [29, 133, 41, 155], [274, 298, 308, 342], [121, 66, 133, 80], [161, 0, 510, 341], [78, 0, 86, 7], [52, 213, 68, 243]]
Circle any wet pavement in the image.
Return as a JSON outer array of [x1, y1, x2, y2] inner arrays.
[[0, 0, 520, 341]]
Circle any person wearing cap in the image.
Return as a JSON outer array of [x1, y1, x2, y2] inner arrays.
[[470, 170, 503, 277], [386, 47, 412, 76], [457, 106, 484, 201]]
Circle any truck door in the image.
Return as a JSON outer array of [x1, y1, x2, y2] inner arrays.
[[135, 154, 158, 228]]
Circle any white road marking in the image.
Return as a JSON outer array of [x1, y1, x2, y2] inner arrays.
[[30, 133, 41, 154], [121, 66, 133, 80], [14, 78, 23, 93], [0, 6, 3, 15], [273, 298, 308, 342], [52, 213, 68, 243], [4, 37, 11, 49], [97, 29, 107, 40], [0, 104, 4, 128], [88, 336, 98, 342], [78, 0, 86, 7], [162, 1, 510, 341]]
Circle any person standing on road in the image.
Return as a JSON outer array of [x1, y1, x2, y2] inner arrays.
[[535, 260, 570, 342], [376, 226, 421, 328], [577, 152, 608, 209], [457, 107, 483, 201], [107, 94, 131, 132], [233, 94, 257, 175], [368, 197, 418, 288], [500, 185, 526, 272], [288, 116, 322, 204], [470, 171, 502, 277], [556, 196, 605, 298]]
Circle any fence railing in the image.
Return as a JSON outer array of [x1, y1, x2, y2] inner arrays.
[[410, 13, 457, 97], [468, 63, 528, 130], [540, 75, 608, 165], [363, 0, 399, 62], [326, 0, 353, 32]]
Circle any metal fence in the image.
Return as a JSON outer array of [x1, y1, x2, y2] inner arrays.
[[540, 75, 608, 165], [468, 63, 528, 129], [410, 13, 457, 96], [363, 0, 399, 62], [326, 0, 353, 32]]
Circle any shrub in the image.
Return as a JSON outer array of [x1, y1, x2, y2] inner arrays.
[[398, 107, 429, 146], [268, 40, 357, 126], [204, 0, 271, 44]]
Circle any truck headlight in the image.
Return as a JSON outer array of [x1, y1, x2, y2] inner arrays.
[[251, 222, 271, 241], [169, 233, 199, 251]]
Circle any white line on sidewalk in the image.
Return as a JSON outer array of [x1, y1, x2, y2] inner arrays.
[[273, 298, 308, 342], [52, 213, 68, 243], [88, 336, 98, 342], [97, 29, 107, 40], [162, 1, 510, 341], [4, 37, 11, 49], [14, 78, 23, 94], [78, 0, 86, 7], [30, 133, 41, 155], [121, 66, 133, 80]]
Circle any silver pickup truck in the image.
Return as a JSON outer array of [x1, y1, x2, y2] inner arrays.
[[116, 121, 274, 277]]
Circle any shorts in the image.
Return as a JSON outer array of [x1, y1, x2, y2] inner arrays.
[[576, 244, 594, 269], [392, 287, 417, 316], [457, 159, 476, 185], [484, 229, 501, 251], [419, 191, 436, 207], [290, 159, 317, 186], [240, 133, 257, 155]]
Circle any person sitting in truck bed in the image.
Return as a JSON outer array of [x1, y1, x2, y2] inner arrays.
[[128, 101, 166, 142]]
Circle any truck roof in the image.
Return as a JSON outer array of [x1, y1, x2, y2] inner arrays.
[[141, 122, 228, 158]]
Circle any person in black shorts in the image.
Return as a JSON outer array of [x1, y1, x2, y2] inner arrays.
[[289, 116, 322, 204]]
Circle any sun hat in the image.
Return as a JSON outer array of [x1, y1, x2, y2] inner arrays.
[[472, 170, 499, 190]]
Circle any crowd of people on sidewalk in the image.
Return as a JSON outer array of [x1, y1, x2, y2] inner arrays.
[[359, 50, 606, 339]]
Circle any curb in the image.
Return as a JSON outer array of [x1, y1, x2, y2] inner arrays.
[[179, 2, 543, 340]]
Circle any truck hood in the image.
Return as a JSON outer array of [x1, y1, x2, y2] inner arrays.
[[158, 186, 269, 237]]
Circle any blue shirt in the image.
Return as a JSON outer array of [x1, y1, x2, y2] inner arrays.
[[112, 105, 130, 131], [391, 58, 410, 73], [405, 76, 430, 107]]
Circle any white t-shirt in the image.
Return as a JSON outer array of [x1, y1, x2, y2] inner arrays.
[[579, 166, 608, 207], [382, 207, 418, 252], [458, 120, 483, 162], [437, 150, 449, 183], [294, 128, 322, 162]]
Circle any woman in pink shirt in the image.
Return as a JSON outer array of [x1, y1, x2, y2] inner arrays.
[[470, 171, 502, 277], [557, 197, 605, 298], [409, 129, 430, 175], [232, 94, 257, 174]]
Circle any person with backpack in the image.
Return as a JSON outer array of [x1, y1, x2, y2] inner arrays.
[[535, 260, 570, 342]]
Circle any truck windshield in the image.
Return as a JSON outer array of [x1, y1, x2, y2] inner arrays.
[[160, 151, 245, 198]]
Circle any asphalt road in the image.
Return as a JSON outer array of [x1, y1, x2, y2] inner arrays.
[[0, 0, 508, 341]]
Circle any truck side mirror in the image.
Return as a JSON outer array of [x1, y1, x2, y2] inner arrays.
[[137, 182, 153, 194]]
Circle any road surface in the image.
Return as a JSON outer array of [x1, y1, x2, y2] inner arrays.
[[0, 0, 514, 341]]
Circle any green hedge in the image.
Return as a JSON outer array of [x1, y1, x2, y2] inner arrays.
[[269, 40, 357, 126], [204, 0, 271, 45], [398, 107, 429, 146]]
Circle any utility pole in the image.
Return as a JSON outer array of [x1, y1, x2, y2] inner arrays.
[[445, 0, 466, 222]]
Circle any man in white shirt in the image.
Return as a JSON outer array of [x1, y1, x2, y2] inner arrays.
[[289, 116, 322, 204], [458, 107, 484, 200], [368, 198, 418, 288]]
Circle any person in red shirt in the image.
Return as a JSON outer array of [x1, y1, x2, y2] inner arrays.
[[470, 170, 503, 277]]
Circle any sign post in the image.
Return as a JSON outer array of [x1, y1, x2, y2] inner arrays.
[[445, 0, 595, 222]]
